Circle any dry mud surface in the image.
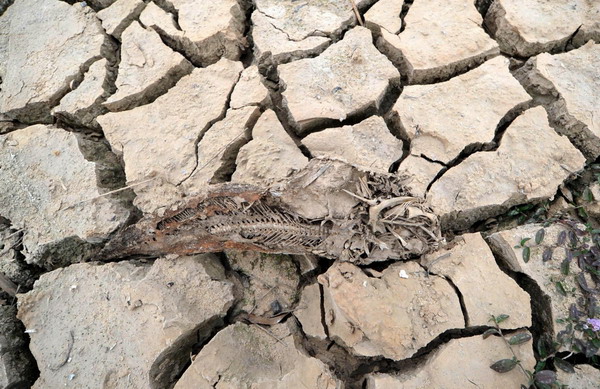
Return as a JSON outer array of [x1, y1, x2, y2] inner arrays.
[[0, 0, 599, 388]]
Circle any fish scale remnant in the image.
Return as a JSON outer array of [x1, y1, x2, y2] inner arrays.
[[99, 160, 442, 265]]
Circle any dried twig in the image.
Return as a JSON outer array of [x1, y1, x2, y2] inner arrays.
[[251, 323, 288, 346], [2, 228, 23, 241], [248, 284, 276, 315], [63, 178, 156, 209], [63, 127, 248, 209], [242, 312, 290, 326], [50, 330, 75, 371], [0, 271, 18, 297], [0, 235, 22, 258], [301, 163, 331, 188], [349, 0, 364, 26], [342, 189, 377, 205]]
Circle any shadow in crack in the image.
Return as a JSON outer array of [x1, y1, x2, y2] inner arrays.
[[151, 316, 229, 389], [484, 234, 554, 362]]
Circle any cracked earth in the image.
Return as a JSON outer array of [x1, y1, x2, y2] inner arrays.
[[0, 0, 599, 388]]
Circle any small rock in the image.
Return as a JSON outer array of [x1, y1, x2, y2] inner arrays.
[[251, 0, 357, 63], [232, 110, 308, 186], [97, 59, 243, 213], [365, 333, 535, 388], [0, 305, 37, 388], [318, 261, 463, 360], [225, 250, 300, 317], [378, 0, 499, 84], [0, 125, 131, 267], [295, 283, 328, 340], [52, 58, 109, 130], [485, 0, 599, 57], [557, 364, 600, 389], [17, 255, 235, 389], [428, 107, 585, 229], [396, 155, 443, 198], [96, 0, 145, 40], [103, 21, 194, 111], [85, 0, 117, 10], [279, 26, 400, 134], [0, 0, 105, 123], [364, 0, 403, 35], [393, 56, 531, 164], [303, 116, 403, 174], [517, 42, 600, 160], [422, 233, 531, 328], [174, 322, 341, 389], [487, 223, 586, 349]]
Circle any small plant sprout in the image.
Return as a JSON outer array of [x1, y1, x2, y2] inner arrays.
[[493, 219, 600, 387], [484, 314, 563, 388], [514, 236, 534, 263]]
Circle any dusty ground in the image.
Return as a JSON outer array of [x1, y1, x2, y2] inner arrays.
[[0, 0, 599, 388]]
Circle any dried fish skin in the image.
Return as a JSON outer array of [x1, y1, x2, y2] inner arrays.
[[99, 160, 442, 264]]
